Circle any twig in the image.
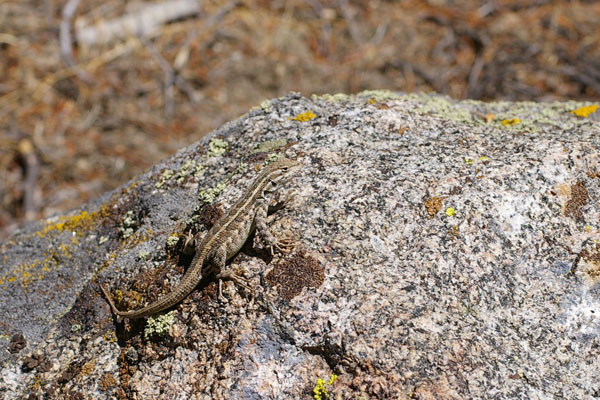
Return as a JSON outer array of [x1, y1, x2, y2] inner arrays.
[[175, 75, 200, 104], [140, 37, 175, 118], [170, 1, 241, 106], [59, 0, 92, 82], [338, 0, 362, 44], [0, 36, 141, 122], [370, 23, 388, 45], [17, 138, 39, 222], [0, 16, 197, 123], [306, 0, 332, 57], [174, 0, 239, 70], [204, 0, 239, 27], [75, 0, 200, 47], [59, 0, 80, 68], [557, 65, 600, 96], [467, 56, 485, 99]]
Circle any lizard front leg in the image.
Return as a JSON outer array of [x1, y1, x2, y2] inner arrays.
[[255, 197, 296, 255], [268, 189, 298, 214]]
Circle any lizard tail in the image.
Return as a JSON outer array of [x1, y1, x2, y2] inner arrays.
[[99, 284, 121, 316]]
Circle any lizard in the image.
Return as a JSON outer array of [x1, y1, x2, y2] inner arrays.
[[100, 157, 302, 319]]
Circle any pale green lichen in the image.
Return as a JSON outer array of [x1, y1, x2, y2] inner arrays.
[[408, 94, 596, 133], [175, 160, 197, 184], [414, 94, 475, 124], [207, 138, 228, 157], [98, 235, 109, 245], [357, 89, 400, 102], [250, 139, 288, 155], [165, 234, 180, 248], [233, 162, 248, 175], [312, 93, 351, 102], [265, 153, 282, 164], [196, 162, 248, 206], [485, 100, 597, 132], [119, 210, 136, 239], [198, 181, 227, 205], [192, 162, 204, 178], [260, 99, 272, 111], [144, 311, 175, 339], [155, 169, 174, 188]]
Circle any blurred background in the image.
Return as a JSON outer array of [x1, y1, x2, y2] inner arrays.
[[1, 0, 599, 239]]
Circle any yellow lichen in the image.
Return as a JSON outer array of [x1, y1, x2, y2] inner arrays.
[[313, 373, 337, 400], [327, 373, 337, 385], [501, 118, 520, 126], [79, 360, 95, 377], [445, 207, 455, 217], [291, 111, 316, 122], [1, 220, 91, 289], [571, 105, 599, 118], [103, 330, 118, 343], [30, 375, 41, 391], [35, 207, 107, 239], [313, 378, 328, 400]]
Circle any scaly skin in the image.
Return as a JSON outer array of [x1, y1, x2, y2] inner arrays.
[[100, 158, 301, 318]]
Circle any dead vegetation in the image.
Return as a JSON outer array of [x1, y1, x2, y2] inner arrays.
[[1, 0, 599, 238]]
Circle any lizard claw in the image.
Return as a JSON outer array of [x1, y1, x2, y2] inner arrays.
[[182, 230, 196, 255], [268, 232, 297, 255], [215, 269, 252, 295], [274, 237, 296, 254]]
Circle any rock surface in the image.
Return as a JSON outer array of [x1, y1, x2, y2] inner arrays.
[[1, 92, 599, 399]]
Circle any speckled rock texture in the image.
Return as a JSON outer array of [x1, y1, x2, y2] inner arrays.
[[1, 92, 599, 399]]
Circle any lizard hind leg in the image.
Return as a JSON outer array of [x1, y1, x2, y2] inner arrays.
[[211, 245, 251, 300], [215, 269, 251, 292]]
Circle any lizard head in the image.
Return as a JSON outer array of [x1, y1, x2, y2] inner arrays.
[[262, 157, 301, 192]]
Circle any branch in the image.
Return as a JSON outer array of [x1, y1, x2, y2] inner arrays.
[[75, 0, 200, 47]]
